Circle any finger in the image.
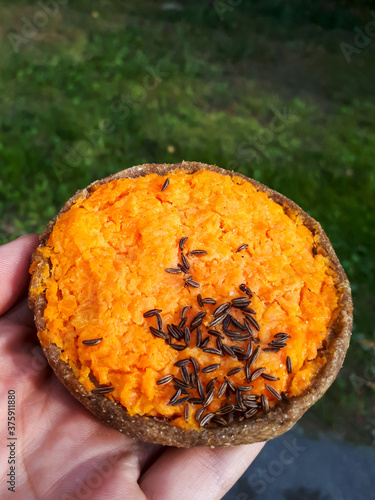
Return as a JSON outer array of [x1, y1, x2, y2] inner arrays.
[[139, 442, 264, 500], [68, 441, 162, 500], [0, 234, 39, 316], [1, 296, 35, 329]]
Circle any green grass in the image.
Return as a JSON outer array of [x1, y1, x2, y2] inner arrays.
[[1, 0, 374, 444]]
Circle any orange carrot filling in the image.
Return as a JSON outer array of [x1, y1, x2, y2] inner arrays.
[[30, 170, 339, 429]]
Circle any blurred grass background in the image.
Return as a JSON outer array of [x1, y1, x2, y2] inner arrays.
[[0, 0, 374, 444]]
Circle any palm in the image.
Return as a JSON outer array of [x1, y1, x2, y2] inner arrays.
[[0, 235, 263, 500]]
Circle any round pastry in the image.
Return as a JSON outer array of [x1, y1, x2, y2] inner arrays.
[[28, 161, 352, 447]]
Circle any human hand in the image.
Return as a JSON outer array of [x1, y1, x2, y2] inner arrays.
[[0, 235, 263, 500]]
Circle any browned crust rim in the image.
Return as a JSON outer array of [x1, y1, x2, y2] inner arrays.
[[28, 161, 353, 447]]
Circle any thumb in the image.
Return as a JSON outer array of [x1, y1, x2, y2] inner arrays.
[[0, 234, 40, 316]]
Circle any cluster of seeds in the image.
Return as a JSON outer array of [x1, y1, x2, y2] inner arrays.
[[142, 241, 292, 427], [164, 237, 207, 289], [84, 235, 292, 421]]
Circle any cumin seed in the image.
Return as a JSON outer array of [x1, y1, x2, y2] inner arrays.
[[184, 326, 191, 346], [190, 398, 203, 405], [185, 278, 200, 288], [178, 263, 189, 274], [170, 344, 187, 351], [239, 284, 253, 297], [203, 347, 223, 356], [212, 416, 227, 426], [197, 378, 205, 400], [91, 386, 114, 395], [181, 366, 190, 385], [82, 338, 103, 346], [172, 395, 190, 406], [202, 297, 216, 305], [178, 317, 187, 330], [156, 314, 163, 331], [190, 356, 200, 374], [213, 303, 231, 317], [200, 412, 215, 427], [195, 407, 205, 421], [224, 376, 236, 393], [227, 367, 243, 376], [161, 178, 170, 191], [217, 381, 228, 398], [265, 384, 282, 401], [249, 367, 266, 381], [274, 332, 291, 339], [197, 294, 203, 308], [208, 329, 225, 339], [222, 344, 237, 358], [236, 243, 248, 253], [181, 252, 190, 270], [216, 403, 234, 415], [245, 407, 258, 418], [206, 377, 217, 393], [229, 315, 246, 331], [261, 373, 280, 381], [165, 268, 182, 274], [261, 394, 269, 414], [143, 309, 162, 318], [237, 385, 253, 392], [208, 313, 227, 327], [281, 391, 291, 403], [244, 314, 260, 331], [202, 364, 221, 374], [174, 359, 191, 367], [249, 346, 260, 365], [188, 250, 207, 256], [231, 297, 251, 307], [156, 375, 173, 385], [200, 336, 210, 349], [286, 356, 292, 374], [180, 305, 192, 318], [203, 388, 215, 407], [179, 236, 188, 251], [184, 403, 190, 422], [149, 326, 168, 340], [167, 388, 182, 405], [190, 311, 206, 330]]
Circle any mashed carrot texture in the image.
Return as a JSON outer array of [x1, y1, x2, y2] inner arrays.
[[31, 170, 338, 429]]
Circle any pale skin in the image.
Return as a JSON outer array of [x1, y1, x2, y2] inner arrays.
[[0, 235, 263, 500]]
